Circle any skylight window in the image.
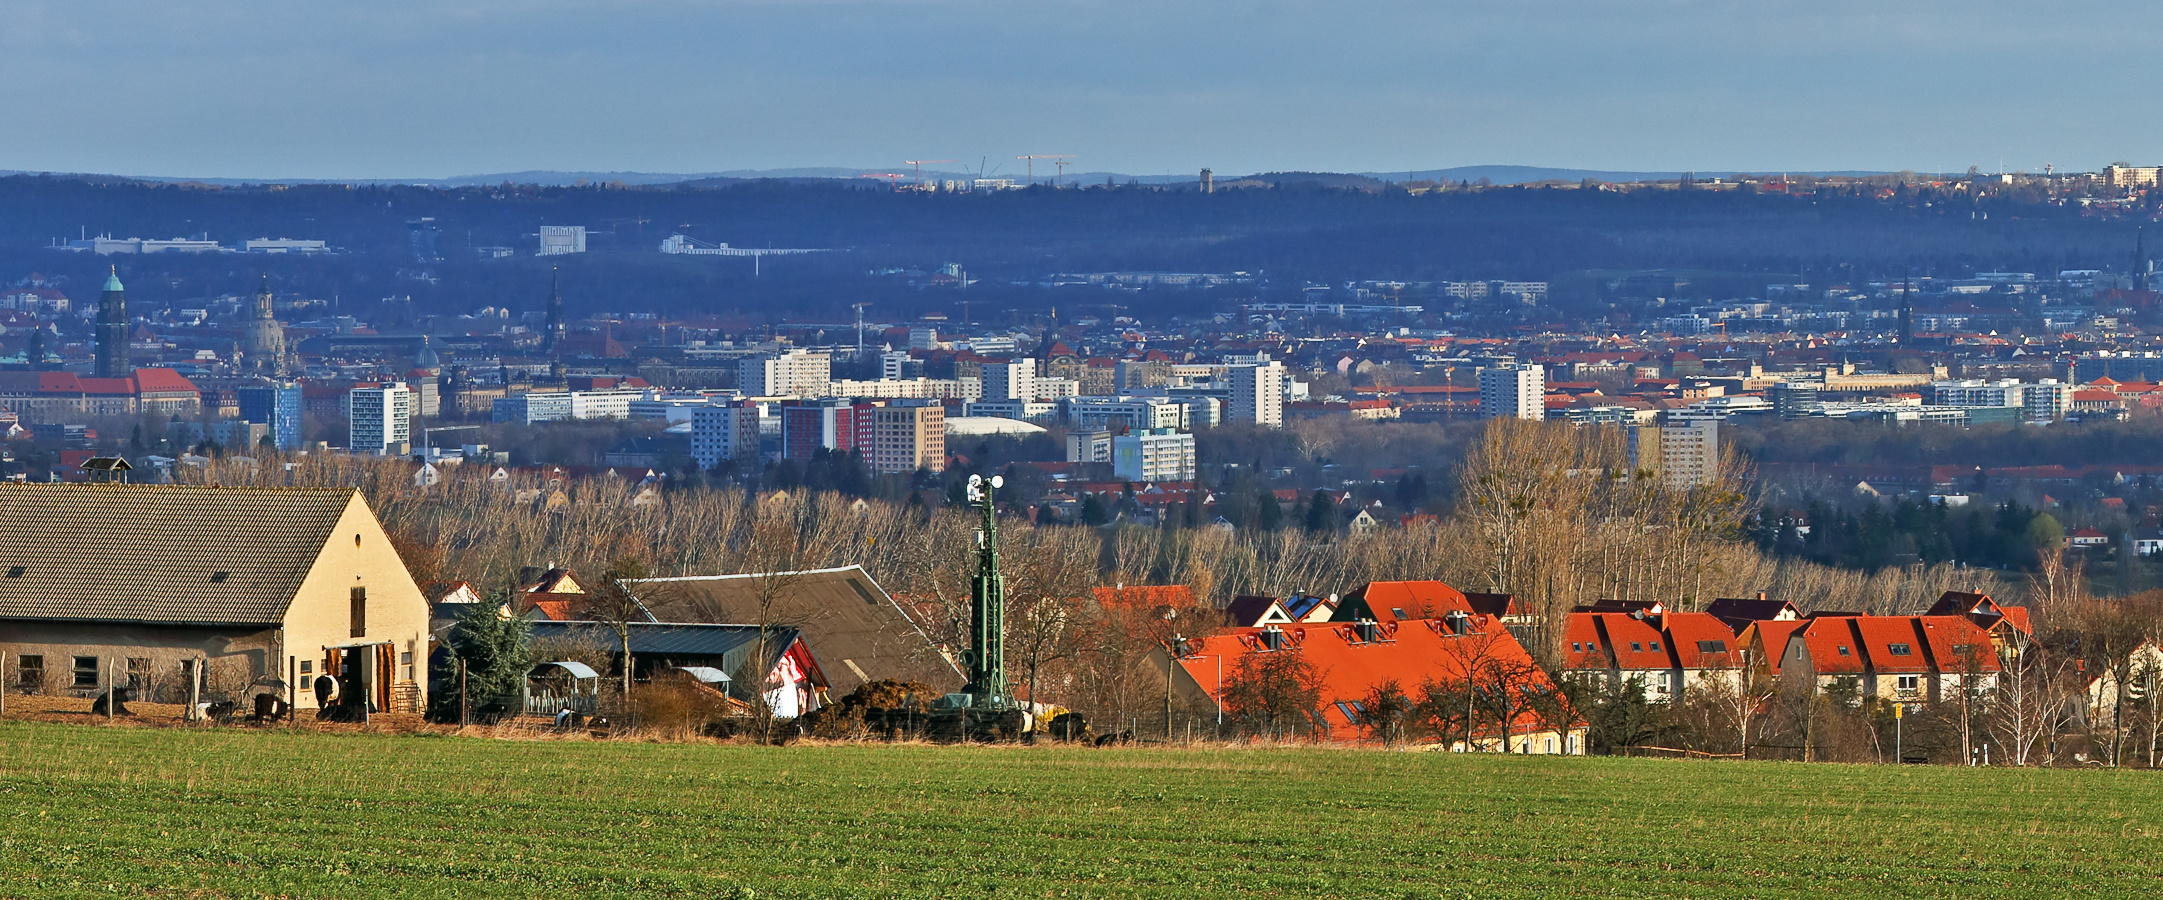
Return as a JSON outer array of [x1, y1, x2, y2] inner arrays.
[[1887, 643, 1912, 656], [1630, 642, 1643, 652], [1837, 646, 1851, 656]]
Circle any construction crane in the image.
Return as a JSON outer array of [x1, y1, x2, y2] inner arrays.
[[903, 159, 956, 185], [851, 302, 872, 357], [1017, 154, 1074, 186]]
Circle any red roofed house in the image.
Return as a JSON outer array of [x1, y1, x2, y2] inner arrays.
[[1562, 609, 1742, 701], [1778, 615, 2000, 705], [1160, 612, 1586, 753]]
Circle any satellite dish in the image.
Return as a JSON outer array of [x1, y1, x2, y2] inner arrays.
[[990, 475, 1004, 489]]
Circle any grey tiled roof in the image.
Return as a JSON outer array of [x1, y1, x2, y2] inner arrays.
[[632, 565, 962, 694], [0, 484, 356, 626]]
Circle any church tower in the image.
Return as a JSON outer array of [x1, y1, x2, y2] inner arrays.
[[243, 274, 288, 376], [94, 267, 130, 378], [543, 267, 566, 357]]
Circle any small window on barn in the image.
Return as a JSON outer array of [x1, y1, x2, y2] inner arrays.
[[1887, 643, 1913, 656], [354, 533, 362, 547], [300, 660, 313, 675], [15, 655, 42, 690], [72, 656, 99, 687]]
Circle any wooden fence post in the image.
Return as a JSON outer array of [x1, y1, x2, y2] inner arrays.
[[105, 658, 114, 723]]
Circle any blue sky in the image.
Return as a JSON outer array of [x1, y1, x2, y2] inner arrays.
[[2, 1, 2154, 179]]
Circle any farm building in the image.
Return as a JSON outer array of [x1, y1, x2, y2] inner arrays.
[[526, 621, 828, 718], [628, 565, 959, 696], [0, 483, 430, 712]]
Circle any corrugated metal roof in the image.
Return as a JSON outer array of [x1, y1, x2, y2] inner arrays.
[[0, 484, 356, 626]]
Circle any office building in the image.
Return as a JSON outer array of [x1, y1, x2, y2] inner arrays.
[[237, 381, 303, 451], [349, 383, 413, 456], [1479, 364, 1545, 420], [1063, 396, 1187, 432]]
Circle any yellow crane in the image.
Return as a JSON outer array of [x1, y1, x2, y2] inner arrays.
[[1017, 154, 1075, 186]]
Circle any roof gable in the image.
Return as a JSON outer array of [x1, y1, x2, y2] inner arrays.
[[0, 484, 357, 626]]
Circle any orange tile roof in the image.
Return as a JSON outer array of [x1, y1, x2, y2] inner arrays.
[[1176, 617, 1570, 739], [1338, 581, 1472, 623]]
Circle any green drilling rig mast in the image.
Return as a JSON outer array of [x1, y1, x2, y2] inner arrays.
[[962, 473, 1009, 709]]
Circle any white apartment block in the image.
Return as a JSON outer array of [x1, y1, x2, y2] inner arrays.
[[738, 350, 831, 397], [1067, 430, 1112, 464], [691, 402, 762, 469], [1228, 359, 1286, 426], [568, 389, 645, 420], [1114, 429, 1197, 482], [1063, 396, 1187, 432], [980, 359, 1036, 402], [825, 377, 980, 401], [1479, 364, 1546, 420], [348, 383, 413, 456], [1927, 378, 2069, 421]]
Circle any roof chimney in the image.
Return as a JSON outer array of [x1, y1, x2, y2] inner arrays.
[[1757, 591, 1768, 602]]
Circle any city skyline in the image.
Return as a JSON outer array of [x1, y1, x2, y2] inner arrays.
[[4, 1, 2160, 180]]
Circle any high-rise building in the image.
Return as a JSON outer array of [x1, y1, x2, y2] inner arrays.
[[866, 403, 944, 474], [1067, 430, 1112, 464], [1227, 358, 1286, 426], [1631, 416, 1719, 489], [243, 275, 288, 377], [691, 401, 762, 469], [237, 381, 303, 451], [1113, 429, 1197, 482], [780, 399, 872, 461], [538, 225, 587, 256], [348, 383, 413, 456], [980, 359, 1036, 401], [1479, 364, 1545, 420], [93, 267, 129, 379], [738, 350, 831, 396]]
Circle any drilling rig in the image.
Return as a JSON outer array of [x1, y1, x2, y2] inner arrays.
[[923, 473, 1028, 740]]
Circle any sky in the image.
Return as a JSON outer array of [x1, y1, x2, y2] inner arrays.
[[2, 1, 2157, 180]]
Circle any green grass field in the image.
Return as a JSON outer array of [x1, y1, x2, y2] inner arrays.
[[0, 721, 2157, 899]]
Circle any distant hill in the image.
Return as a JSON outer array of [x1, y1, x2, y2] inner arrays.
[[0, 165, 1893, 189]]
